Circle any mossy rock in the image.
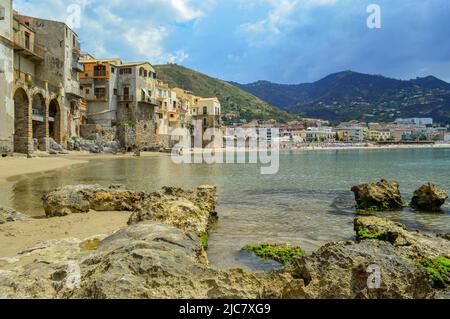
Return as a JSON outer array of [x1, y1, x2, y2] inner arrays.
[[199, 232, 209, 250], [416, 256, 450, 289], [355, 226, 388, 241], [242, 243, 305, 265]]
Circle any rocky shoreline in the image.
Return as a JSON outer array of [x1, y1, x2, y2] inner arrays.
[[0, 184, 448, 299]]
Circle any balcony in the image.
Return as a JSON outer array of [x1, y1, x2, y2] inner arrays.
[[32, 108, 45, 122], [14, 70, 58, 94], [87, 95, 108, 102], [118, 95, 134, 102], [93, 71, 107, 77], [139, 96, 158, 106], [13, 32, 45, 61], [72, 61, 84, 72]]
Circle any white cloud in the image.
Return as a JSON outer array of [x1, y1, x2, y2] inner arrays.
[[13, 0, 215, 64], [238, 0, 338, 46]]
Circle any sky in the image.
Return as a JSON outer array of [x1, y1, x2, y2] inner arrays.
[[13, 0, 450, 84]]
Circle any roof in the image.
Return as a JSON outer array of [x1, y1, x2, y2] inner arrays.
[[79, 58, 122, 65], [15, 13, 79, 37]]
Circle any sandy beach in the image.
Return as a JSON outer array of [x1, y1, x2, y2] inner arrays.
[[0, 153, 149, 260], [0, 211, 132, 261]]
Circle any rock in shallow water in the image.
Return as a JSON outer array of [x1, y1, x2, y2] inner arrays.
[[42, 185, 142, 217], [2, 186, 449, 299], [411, 183, 448, 212], [351, 179, 405, 211]]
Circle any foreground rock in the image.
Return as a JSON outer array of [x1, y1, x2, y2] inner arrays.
[[128, 185, 218, 236], [411, 183, 448, 212], [42, 185, 142, 217], [351, 179, 405, 211], [0, 206, 30, 224], [1, 186, 449, 299]]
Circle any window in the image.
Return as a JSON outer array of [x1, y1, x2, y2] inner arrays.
[[120, 68, 132, 75], [203, 106, 207, 115], [85, 89, 90, 94], [24, 32, 30, 50], [94, 65, 106, 77], [72, 34, 76, 47], [114, 89, 118, 95], [203, 118, 207, 127], [111, 67, 115, 74], [123, 87, 129, 99], [0, 6, 5, 20], [144, 70, 148, 77], [94, 88, 106, 99]]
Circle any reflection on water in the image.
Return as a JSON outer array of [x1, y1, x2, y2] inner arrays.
[[0, 148, 449, 270]]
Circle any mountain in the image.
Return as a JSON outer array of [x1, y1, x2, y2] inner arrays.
[[153, 64, 298, 124], [234, 71, 450, 124]]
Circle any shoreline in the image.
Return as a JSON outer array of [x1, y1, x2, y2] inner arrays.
[[1, 144, 449, 183], [0, 151, 168, 184]]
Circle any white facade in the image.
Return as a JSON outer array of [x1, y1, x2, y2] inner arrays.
[[0, 0, 14, 152], [395, 118, 433, 126]]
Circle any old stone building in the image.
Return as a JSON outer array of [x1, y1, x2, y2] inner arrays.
[[80, 58, 158, 126], [15, 13, 84, 144], [0, 6, 65, 154], [0, 0, 14, 153]]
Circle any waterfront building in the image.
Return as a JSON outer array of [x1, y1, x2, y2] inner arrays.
[[80, 58, 158, 126], [395, 118, 433, 126], [15, 13, 85, 142], [368, 129, 392, 141], [0, 0, 14, 152]]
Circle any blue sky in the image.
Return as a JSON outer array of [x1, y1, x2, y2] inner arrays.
[[14, 0, 450, 84]]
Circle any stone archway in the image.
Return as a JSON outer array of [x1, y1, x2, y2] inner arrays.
[[49, 99, 63, 144], [13, 88, 32, 154], [32, 93, 48, 151]]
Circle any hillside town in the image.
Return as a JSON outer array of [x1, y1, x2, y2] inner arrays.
[[1, 1, 449, 157], [0, 2, 222, 155]]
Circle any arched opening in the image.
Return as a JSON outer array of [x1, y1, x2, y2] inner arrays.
[[13, 88, 31, 154], [49, 99, 62, 144], [32, 93, 47, 150]]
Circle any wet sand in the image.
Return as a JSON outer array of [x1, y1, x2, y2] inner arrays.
[[0, 211, 131, 260]]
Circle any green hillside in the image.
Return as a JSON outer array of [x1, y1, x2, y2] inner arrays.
[[154, 64, 297, 124]]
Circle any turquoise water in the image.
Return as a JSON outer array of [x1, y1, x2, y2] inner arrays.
[[1, 148, 449, 270]]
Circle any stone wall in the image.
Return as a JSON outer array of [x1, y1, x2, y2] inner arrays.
[[80, 124, 116, 143], [116, 120, 159, 150]]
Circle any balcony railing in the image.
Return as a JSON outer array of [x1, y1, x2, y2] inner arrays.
[[13, 32, 45, 60], [72, 61, 84, 72], [118, 95, 134, 102], [93, 71, 107, 77], [14, 70, 59, 94], [87, 95, 107, 102]]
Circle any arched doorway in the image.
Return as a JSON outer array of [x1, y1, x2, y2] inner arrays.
[[13, 88, 31, 154], [32, 93, 47, 150], [49, 99, 62, 144]]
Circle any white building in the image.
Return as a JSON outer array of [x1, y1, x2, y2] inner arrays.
[[395, 118, 433, 126]]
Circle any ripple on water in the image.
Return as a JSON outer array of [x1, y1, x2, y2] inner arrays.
[[0, 148, 449, 271]]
